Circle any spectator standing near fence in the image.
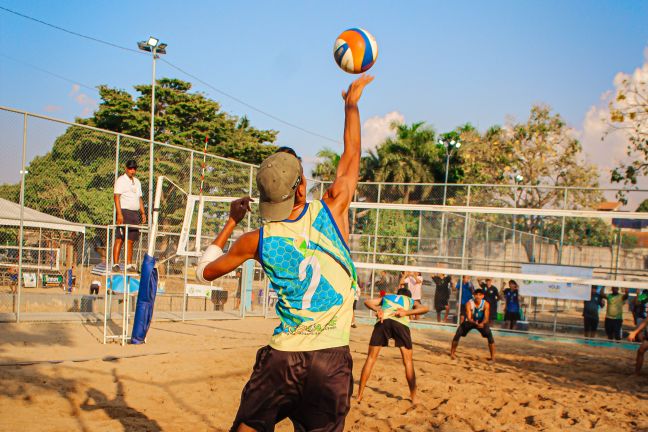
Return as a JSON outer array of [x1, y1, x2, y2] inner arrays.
[[583, 285, 604, 338], [352, 284, 360, 328], [631, 290, 648, 333], [90, 279, 101, 295], [503, 280, 522, 330], [112, 160, 146, 273], [602, 287, 629, 340], [7, 266, 18, 294], [403, 272, 423, 320], [433, 273, 452, 322], [65, 264, 75, 294], [480, 278, 500, 322], [456, 275, 475, 323]]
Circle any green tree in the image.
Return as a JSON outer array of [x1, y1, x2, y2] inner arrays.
[[637, 199, 648, 212], [0, 78, 279, 228], [461, 105, 601, 210], [312, 148, 341, 181], [83, 78, 278, 164], [607, 73, 648, 188], [371, 122, 442, 203]]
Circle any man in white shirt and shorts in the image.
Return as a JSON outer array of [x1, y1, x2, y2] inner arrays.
[[112, 160, 146, 272]]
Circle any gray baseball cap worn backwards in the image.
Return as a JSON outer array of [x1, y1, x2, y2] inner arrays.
[[256, 152, 302, 223]]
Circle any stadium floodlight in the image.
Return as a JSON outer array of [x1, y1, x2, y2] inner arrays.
[[137, 36, 168, 225], [437, 137, 463, 256]]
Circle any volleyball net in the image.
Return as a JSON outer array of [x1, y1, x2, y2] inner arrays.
[[175, 191, 648, 337]]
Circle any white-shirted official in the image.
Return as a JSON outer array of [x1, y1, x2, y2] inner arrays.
[[112, 159, 146, 272]]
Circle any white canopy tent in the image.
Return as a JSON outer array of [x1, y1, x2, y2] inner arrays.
[[0, 198, 85, 234]]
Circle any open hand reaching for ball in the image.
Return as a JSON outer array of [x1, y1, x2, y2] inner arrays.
[[342, 74, 374, 106]]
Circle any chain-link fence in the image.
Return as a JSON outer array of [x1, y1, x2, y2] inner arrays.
[[2, 106, 648, 344]]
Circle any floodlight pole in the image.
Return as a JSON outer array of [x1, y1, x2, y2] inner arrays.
[[148, 48, 157, 227], [139, 37, 166, 228], [439, 139, 460, 258]]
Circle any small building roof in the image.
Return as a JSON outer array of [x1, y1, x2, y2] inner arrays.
[[597, 201, 623, 211], [0, 198, 85, 233]]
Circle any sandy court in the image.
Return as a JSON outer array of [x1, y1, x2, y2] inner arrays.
[[0, 318, 646, 432]]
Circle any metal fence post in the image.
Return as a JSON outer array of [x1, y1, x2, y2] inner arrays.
[[113, 135, 121, 227], [16, 113, 28, 323], [457, 210, 471, 327], [182, 151, 195, 322], [553, 188, 568, 335], [369, 183, 382, 317], [247, 165, 254, 231]]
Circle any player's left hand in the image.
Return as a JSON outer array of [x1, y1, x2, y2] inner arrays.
[[628, 330, 638, 342], [230, 197, 253, 223]]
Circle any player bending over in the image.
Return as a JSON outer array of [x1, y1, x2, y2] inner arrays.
[[450, 288, 496, 361], [195, 75, 373, 432], [357, 286, 429, 405]]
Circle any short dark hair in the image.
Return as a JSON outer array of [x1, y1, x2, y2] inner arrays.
[[275, 146, 302, 162], [397, 287, 412, 297], [125, 159, 138, 169], [474, 288, 484, 295]]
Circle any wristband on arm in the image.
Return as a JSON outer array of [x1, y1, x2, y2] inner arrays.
[[196, 244, 223, 283]]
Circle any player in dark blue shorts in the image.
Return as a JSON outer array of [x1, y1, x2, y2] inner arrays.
[[450, 288, 496, 361]]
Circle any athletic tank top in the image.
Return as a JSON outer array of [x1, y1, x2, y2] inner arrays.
[[259, 200, 357, 351], [470, 299, 486, 323], [380, 294, 415, 327]]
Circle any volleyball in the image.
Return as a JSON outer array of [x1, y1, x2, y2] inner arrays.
[[333, 28, 378, 74]]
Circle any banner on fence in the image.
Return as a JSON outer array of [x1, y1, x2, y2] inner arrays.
[[186, 284, 213, 298], [519, 264, 593, 300]]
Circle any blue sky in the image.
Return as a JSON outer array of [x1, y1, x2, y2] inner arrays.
[[1, 0, 647, 190]]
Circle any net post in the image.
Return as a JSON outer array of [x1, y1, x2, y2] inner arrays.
[[183, 150, 194, 322]]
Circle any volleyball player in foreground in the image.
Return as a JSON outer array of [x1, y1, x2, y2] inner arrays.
[[195, 75, 373, 431]]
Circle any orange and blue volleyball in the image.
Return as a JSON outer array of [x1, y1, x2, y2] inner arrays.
[[333, 28, 378, 74]]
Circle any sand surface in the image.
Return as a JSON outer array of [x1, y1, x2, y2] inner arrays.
[[0, 318, 646, 431]]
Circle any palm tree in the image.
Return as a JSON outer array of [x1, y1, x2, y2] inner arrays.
[[312, 148, 341, 181], [373, 121, 440, 203]]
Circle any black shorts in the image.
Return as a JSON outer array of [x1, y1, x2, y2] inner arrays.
[[604, 317, 623, 340], [90, 284, 100, 295], [583, 315, 599, 332], [505, 310, 520, 322], [353, 300, 357, 310], [434, 292, 449, 312], [116, 209, 141, 241], [453, 321, 495, 344], [369, 319, 413, 349], [231, 345, 353, 432]]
